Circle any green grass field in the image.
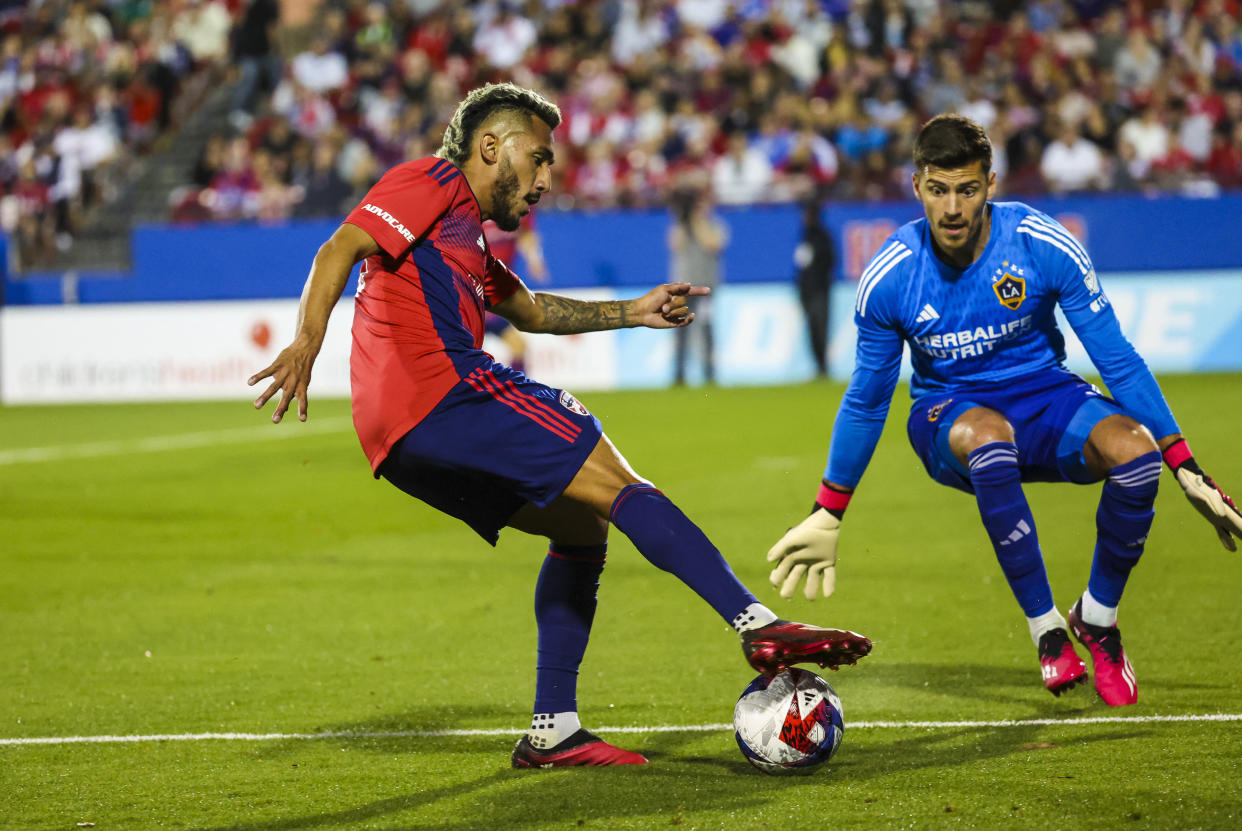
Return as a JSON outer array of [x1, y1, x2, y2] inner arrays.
[[3, 376, 1241, 830]]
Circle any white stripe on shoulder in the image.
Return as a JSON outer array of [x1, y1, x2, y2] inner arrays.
[[856, 245, 912, 317], [1020, 214, 1091, 264], [854, 243, 914, 317], [858, 241, 905, 285], [854, 241, 907, 314], [1016, 221, 1089, 275]]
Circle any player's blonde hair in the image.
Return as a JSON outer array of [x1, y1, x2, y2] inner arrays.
[[437, 83, 562, 167]]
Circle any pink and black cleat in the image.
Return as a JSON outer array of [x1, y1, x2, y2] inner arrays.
[[1068, 601, 1138, 707], [1037, 627, 1088, 696], [511, 729, 648, 768], [741, 619, 872, 676]]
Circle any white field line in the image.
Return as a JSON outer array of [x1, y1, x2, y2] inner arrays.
[[0, 417, 354, 465], [3, 713, 1241, 747]]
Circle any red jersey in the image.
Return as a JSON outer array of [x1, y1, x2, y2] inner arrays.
[[482, 210, 535, 267], [344, 157, 523, 472]]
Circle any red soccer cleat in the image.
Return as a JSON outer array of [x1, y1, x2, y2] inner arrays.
[[511, 729, 648, 768], [1037, 627, 1087, 696], [1068, 601, 1138, 707], [741, 619, 872, 676]]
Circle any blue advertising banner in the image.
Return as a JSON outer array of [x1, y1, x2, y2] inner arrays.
[[6, 194, 1242, 304]]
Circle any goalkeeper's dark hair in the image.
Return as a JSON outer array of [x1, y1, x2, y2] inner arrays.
[[437, 83, 562, 167], [913, 114, 993, 176]]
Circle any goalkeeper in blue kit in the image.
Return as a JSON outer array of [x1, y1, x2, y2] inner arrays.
[[767, 114, 1242, 706]]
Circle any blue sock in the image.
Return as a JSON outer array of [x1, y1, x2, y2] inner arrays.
[[968, 442, 1054, 617], [610, 483, 757, 622], [1089, 452, 1161, 607], [532, 543, 606, 715]]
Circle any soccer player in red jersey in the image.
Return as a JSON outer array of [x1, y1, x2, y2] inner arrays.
[[249, 83, 871, 768], [480, 211, 544, 373]]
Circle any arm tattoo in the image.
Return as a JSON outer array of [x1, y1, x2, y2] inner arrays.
[[531, 293, 633, 334]]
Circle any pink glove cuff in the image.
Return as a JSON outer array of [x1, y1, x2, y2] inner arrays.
[[1162, 439, 1193, 471], [816, 483, 852, 514]]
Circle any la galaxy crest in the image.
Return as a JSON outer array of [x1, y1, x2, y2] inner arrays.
[[992, 262, 1026, 310]]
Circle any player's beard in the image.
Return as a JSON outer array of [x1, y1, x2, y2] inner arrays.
[[490, 155, 523, 232]]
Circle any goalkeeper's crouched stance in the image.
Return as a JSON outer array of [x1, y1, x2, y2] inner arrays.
[[769, 113, 1242, 709], [771, 433, 1241, 709]]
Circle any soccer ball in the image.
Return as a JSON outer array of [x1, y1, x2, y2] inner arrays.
[[733, 667, 844, 775]]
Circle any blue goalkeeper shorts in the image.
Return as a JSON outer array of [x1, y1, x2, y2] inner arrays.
[[377, 361, 603, 544], [905, 367, 1126, 494]]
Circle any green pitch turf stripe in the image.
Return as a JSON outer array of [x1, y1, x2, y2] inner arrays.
[[4, 714, 1241, 746], [0, 417, 354, 465]]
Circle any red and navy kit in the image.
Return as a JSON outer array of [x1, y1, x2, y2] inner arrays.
[[481, 213, 534, 337], [482, 210, 534, 266], [343, 157, 601, 540], [344, 156, 523, 472]]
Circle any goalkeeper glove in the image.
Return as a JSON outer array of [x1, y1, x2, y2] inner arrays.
[[1163, 439, 1242, 552], [766, 485, 850, 600]]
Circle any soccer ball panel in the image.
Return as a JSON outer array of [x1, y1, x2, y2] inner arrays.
[[733, 668, 843, 775]]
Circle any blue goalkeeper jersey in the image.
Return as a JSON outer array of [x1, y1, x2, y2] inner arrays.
[[826, 200, 1179, 488]]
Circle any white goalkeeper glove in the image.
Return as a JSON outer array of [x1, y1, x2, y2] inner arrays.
[[1164, 439, 1242, 552], [767, 507, 841, 600]]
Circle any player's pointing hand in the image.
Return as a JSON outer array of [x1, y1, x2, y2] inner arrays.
[[634, 282, 711, 329]]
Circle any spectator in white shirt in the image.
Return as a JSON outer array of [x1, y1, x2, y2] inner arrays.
[[712, 130, 775, 205], [1040, 119, 1106, 193], [172, 0, 232, 64], [1114, 27, 1161, 93], [291, 36, 349, 95], [473, 3, 537, 70], [612, 0, 670, 67], [1118, 103, 1170, 168]]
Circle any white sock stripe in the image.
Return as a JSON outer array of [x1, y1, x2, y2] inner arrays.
[[1110, 465, 1161, 480], [1109, 472, 1162, 489], [968, 446, 1019, 470], [1109, 463, 1163, 488]]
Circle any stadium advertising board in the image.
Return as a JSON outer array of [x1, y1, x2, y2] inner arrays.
[[0, 300, 353, 403], [3, 273, 1240, 404]]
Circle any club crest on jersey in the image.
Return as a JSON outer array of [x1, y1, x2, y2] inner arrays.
[[992, 266, 1026, 310], [559, 390, 590, 416], [927, 399, 953, 422]]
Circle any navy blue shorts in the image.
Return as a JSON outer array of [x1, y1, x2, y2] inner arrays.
[[378, 361, 603, 544], [906, 367, 1125, 494]]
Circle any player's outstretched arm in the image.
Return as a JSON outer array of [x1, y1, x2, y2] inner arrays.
[[495, 282, 710, 334], [1162, 438, 1242, 551], [247, 223, 380, 423], [767, 484, 852, 600]]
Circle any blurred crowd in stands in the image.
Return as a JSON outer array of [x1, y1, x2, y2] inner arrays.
[[5, 0, 1242, 268]]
